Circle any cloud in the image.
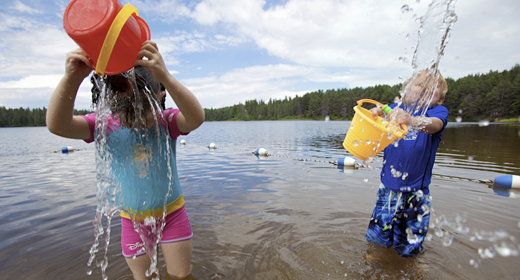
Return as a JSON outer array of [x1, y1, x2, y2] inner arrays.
[[10, 1, 42, 14], [0, 12, 77, 77], [130, 0, 192, 22], [190, 0, 420, 69], [1, 0, 520, 111], [0, 83, 92, 110], [0, 75, 63, 88]]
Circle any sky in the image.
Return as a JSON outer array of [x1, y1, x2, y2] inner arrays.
[[0, 0, 519, 110]]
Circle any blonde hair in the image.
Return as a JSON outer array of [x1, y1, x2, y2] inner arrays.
[[405, 70, 448, 98]]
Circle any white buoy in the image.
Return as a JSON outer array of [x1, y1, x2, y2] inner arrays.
[[208, 143, 217, 149], [180, 139, 186, 145], [254, 148, 268, 156], [61, 146, 74, 153], [494, 175, 520, 189], [337, 156, 356, 167]]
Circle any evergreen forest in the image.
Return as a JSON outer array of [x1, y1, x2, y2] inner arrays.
[[205, 64, 520, 122], [1, 64, 519, 127]]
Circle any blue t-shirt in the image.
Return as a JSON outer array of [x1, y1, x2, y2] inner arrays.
[[381, 104, 448, 192]]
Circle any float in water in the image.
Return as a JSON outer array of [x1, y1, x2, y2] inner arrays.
[[493, 175, 520, 189], [61, 146, 75, 153]]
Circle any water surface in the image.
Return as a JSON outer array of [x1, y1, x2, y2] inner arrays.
[[0, 122, 519, 279]]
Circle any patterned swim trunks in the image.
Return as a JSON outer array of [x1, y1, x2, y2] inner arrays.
[[366, 184, 431, 257]]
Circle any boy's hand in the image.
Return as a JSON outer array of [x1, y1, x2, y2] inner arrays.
[[370, 107, 383, 120], [65, 48, 92, 80], [134, 41, 169, 84], [388, 108, 411, 126]]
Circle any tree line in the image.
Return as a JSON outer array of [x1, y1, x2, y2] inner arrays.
[[205, 64, 520, 122], [1, 64, 519, 127], [0, 107, 92, 127]]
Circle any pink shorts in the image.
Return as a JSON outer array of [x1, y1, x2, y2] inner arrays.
[[121, 206, 193, 258]]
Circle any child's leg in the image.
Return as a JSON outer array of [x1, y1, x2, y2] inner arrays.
[[121, 217, 153, 279], [160, 205, 193, 278], [125, 254, 152, 280], [366, 184, 399, 248], [392, 187, 431, 257], [161, 239, 192, 279]]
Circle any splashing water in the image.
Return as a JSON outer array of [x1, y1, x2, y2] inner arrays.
[[88, 68, 173, 280], [397, 0, 457, 119]]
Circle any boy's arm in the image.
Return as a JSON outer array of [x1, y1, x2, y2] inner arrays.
[[409, 116, 444, 134], [370, 107, 445, 134], [47, 49, 92, 139], [389, 108, 444, 134], [134, 41, 204, 133]]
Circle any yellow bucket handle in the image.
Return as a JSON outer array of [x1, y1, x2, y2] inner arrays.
[[96, 4, 139, 76], [356, 99, 408, 135]]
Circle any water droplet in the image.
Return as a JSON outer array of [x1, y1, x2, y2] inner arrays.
[[340, 260, 344, 265], [86, 270, 92, 276], [401, 4, 411, 13], [143, 201, 148, 206], [366, 139, 371, 145], [359, 117, 364, 122], [494, 242, 514, 257], [402, 172, 409, 180], [361, 128, 364, 132], [442, 233, 453, 246], [363, 178, 368, 183], [352, 140, 359, 147]]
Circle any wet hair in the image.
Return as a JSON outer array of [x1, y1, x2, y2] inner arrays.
[[90, 66, 165, 109], [404, 70, 448, 98]]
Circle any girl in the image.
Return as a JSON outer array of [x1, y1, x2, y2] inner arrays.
[[47, 41, 204, 280]]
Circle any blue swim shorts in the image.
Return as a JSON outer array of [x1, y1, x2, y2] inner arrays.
[[366, 184, 431, 257]]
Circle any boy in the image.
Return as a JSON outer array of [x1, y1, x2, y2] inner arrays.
[[365, 70, 449, 257]]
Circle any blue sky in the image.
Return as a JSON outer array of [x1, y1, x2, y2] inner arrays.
[[1, 0, 519, 110]]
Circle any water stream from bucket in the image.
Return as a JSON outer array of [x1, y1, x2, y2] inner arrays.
[[87, 68, 172, 280]]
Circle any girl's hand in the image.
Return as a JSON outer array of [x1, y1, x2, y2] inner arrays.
[[133, 41, 169, 84], [65, 48, 92, 80]]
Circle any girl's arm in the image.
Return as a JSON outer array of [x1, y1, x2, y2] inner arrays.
[[47, 49, 92, 139], [134, 41, 204, 133]]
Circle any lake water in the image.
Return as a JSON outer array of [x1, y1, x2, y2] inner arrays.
[[1, 121, 519, 280]]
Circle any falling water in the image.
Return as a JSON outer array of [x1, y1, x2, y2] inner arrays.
[[399, 0, 458, 121], [87, 68, 172, 280]]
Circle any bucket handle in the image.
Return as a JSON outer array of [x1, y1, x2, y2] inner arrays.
[[356, 99, 408, 135], [96, 4, 139, 76]]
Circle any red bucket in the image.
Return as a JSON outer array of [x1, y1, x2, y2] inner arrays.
[[63, 0, 150, 76]]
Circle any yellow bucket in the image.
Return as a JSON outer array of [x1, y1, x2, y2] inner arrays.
[[343, 99, 408, 161]]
